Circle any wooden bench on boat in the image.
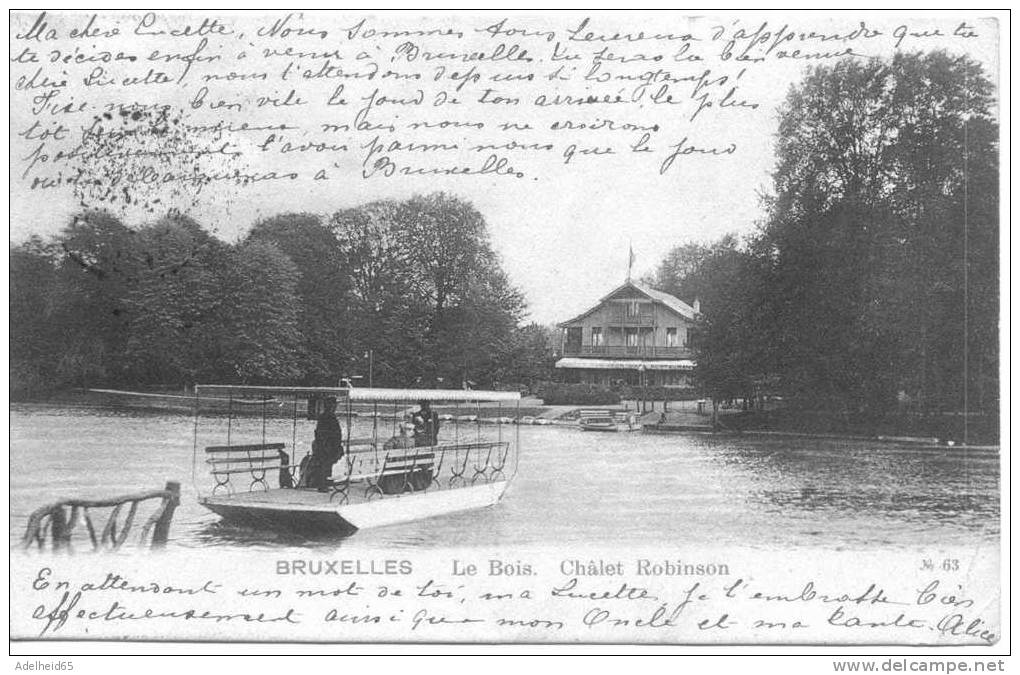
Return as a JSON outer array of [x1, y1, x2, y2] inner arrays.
[[206, 443, 292, 493], [330, 439, 435, 503], [328, 440, 511, 504], [366, 445, 438, 498], [207, 439, 381, 497]]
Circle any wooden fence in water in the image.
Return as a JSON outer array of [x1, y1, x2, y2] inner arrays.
[[22, 481, 181, 552]]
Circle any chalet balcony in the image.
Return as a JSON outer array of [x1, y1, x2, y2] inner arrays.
[[563, 345, 693, 359], [605, 314, 655, 326]]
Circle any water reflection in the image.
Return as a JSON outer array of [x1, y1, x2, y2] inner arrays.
[[10, 405, 1000, 551], [186, 520, 354, 550], [709, 440, 998, 539]]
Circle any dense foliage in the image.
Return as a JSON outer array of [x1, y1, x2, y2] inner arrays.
[[648, 52, 998, 416], [10, 193, 546, 396]]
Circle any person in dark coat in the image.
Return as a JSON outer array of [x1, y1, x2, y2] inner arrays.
[[306, 397, 343, 491], [412, 400, 440, 447], [408, 401, 439, 491]]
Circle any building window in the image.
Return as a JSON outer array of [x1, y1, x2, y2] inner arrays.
[[626, 301, 641, 318], [665, 327, 678, 347], [591, 327, 603, 347], [625, 328, 639, 347], [565, 327, 581, 351]]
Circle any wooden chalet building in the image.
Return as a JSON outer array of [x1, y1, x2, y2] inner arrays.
[[555, 280, 699, 388]]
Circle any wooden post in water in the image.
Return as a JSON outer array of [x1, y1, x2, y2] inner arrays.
[[50, 506, 70, 551], [151, 481, 180, 549]]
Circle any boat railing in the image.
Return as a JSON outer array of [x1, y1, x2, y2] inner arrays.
[[200, 438, 512, 502], [330, 441, 511, 504], [22, 481, 181, 553]]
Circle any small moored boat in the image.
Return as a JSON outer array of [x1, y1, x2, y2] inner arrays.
[[578, 409, 638, 432]]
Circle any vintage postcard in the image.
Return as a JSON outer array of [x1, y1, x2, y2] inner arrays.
[[8, 10, 1005, 651]]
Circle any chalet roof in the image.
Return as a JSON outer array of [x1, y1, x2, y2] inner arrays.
[[558, 280, 699, 326], [631, 281, 699, 320]]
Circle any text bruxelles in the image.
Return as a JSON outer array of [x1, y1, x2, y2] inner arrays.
[[276, 559, 412, 575]]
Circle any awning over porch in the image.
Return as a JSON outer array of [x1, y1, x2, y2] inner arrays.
[[554, 357, 695, 371]]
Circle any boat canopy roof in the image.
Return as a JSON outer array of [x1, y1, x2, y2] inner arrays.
[[194, 384, 520, 403], [348, 387, 520, 403]]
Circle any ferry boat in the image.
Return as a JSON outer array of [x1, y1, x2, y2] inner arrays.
[[191, 385, 520, 535], [577, 409, 638, 432]]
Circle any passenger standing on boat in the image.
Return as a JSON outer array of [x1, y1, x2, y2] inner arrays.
[[409, 402, 439, 491], [307, 396, 344, 491], [413, 400, 440, 447]]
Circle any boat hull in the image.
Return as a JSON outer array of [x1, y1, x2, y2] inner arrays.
[[200, 481, 508, 534], [580, 424, 639, 432], [200, 501, 356, 535], [581, 424, 621, 432]]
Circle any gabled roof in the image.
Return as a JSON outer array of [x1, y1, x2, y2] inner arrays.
[[558, 280, 699, 326], [631, 281, 699, 320]]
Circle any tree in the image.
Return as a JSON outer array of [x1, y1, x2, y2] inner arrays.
[[330, 193, 526, 386], [649, 237, 767, 406], [10, 237, 61, 396], [246, 213, 349, 383], [430, 264, 525, 386], [218, 240, 304, 382], [394, 193, 525, 384], [331, 199, 423, 384], [10, 196, 532, 395], [393, 193, 525, 385], [761, 51, 999, 413], [120, 212, 229, 385], [489, 323, 557, 390], [50, 210, 141, 387], [644, 235, 739, 307]]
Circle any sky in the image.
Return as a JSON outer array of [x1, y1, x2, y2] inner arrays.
[[8, 11, 1000, 325]]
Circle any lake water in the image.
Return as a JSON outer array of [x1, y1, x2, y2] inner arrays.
[[9, 404, 999, 552]]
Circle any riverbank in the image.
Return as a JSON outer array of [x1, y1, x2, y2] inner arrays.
[[625, 402, 1000, 449], [11, 388, 581, 426], [13, 389, 999, 445], [721, 408, 999, 446]]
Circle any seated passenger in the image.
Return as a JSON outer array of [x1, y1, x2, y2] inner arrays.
[[378, 421, 434, 494], [383, 422, 415, 450]]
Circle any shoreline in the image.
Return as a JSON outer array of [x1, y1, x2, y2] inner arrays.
[[640, 428, 999, 454], [11, 393, 1000, 450]]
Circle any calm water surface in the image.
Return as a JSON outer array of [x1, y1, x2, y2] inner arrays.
[[10, 404, 999, 551]]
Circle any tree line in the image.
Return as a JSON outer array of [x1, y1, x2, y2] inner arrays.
[[10, 192, 554, 397], [10, 52, 999, 419], [646, 52, 999, 417]]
